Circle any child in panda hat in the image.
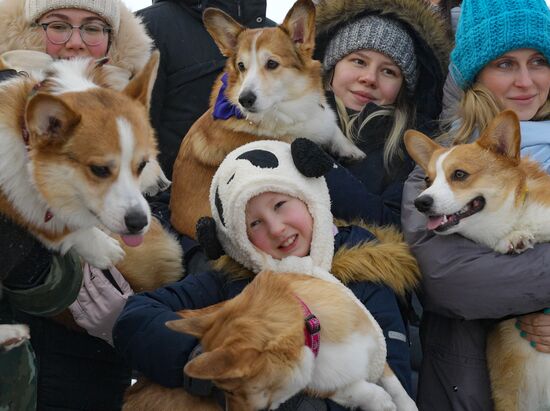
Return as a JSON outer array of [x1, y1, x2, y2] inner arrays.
[[113, 139, 419, 407]]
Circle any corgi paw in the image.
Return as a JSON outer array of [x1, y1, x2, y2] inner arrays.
[[496, 232, 535, 254], [0, 324, 30, 351], [69, 228, 125, 268], [366, 390, 397, 411], [334, 142, 366, 162]]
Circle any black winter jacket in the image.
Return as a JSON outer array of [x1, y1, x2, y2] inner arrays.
[[326, 99, 416, 227], [137, 0, 270, 178]]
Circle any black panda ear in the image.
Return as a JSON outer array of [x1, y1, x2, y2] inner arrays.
[[291, 138, 334, 177], [196, 217, 225, 260]]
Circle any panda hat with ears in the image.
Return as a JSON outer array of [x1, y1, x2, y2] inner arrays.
[[197, 138, 336, 274]]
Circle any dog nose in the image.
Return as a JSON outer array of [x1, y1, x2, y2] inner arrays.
[[124, 209, 148, 233], [239, 91, 256, 109], [414, 195, 434, 213]]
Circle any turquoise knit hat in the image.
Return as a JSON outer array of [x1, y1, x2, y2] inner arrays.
[[451, 0, 550, 89]]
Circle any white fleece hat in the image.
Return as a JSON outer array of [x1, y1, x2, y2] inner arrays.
[[25, 0, 121, 32], [198, 139, 336, 274]]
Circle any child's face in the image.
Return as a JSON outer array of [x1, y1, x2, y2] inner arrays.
[[245, 192, 313, 260], [332, 49, 403, 111]]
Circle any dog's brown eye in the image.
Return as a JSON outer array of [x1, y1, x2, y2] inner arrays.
[[452, 169, 469, 181], [266, 59, 279, 70], [90, 165, 111, 178], [237, 62, 246, 72], [137, 160, 147, 175]]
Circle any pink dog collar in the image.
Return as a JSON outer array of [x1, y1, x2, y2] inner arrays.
[[296, 296, 321, 357]]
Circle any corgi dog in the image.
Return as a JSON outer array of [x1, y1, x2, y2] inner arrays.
[[404, 110, 550, 411], [166, 270, 417, 411], [0, 51, 168, 270], [170, 0, 364, 238]]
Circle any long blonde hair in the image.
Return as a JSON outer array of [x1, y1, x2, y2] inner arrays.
[[444, 84, 550, 145], [328, 77, 416, 169]]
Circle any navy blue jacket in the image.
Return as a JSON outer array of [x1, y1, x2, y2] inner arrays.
[[325, 99, 419, 228], [113, 225, 412, 407]]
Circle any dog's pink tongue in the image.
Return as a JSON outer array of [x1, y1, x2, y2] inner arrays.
[[121, 234, 144, 247], [427, 216, 444, 230]]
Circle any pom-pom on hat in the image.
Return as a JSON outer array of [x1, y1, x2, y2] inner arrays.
[[25, 0, 121, 32], [323, 15, 418, 93], [198, 139, 335, 274], [451, 0, 550, 89]]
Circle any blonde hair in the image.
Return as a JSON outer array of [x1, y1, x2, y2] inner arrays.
[[328, 75, 415, 169], [443, 83, 550, 145]]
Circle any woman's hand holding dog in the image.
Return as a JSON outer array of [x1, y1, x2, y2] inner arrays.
[[69, 264, 134, 346], [516, 310, 550, 353]]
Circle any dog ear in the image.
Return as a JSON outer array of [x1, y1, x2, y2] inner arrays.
[[203, 8, 244, 57], [476, 110, 521, 163], [166, 309, 219, 338], [196, 217, 225, 260], [184, 347, 257, 380], [25, 93, 81, 145], [123, 50, 160, 111], [291, 138, 334, 177], [281, 0, 316, 57], [404, 130, 442, 172]]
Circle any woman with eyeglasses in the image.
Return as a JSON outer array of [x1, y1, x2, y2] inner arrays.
[[0, 0, 153, 410]]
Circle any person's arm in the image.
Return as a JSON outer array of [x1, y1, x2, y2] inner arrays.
[[1, 216, 83, 316], [326, 164, 404, 227], [352, 282, 413, 396], [113, 271, 228, 388], [402, 166, 550, 320], [148, 191, 210, 275]]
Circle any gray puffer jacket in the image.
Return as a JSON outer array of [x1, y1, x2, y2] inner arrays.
[[402, 166, 550, 411]]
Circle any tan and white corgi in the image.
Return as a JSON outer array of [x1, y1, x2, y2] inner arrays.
[[0, 51, 167, 270], [170, 0, 364, 238], [166, 270, 417, 411], [404, 110, 550, 411]]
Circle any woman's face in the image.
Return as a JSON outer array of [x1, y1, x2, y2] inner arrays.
[[331, 49, 404, 111], [37, 9, 110, 59], [477, 48, 550, 120]]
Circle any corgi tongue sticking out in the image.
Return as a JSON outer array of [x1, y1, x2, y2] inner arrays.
[[121, 234, 144, 247], [427, 196, 486, 232]]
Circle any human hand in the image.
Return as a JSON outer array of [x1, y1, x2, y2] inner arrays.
[[69, 264, 134, 346], [516, 309, 550, 353]]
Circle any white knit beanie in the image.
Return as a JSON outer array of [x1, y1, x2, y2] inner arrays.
[[207, 140, 335, 274], [25, 0, 120, 32]]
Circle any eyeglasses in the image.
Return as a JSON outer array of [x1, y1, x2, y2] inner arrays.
[[36, 21, 112, 46]]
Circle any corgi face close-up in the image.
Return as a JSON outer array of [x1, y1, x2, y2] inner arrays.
[[404, 111, 525, 236], [21, 54, 161, 242], [27, 88, 157, 237], [204, 0, 320, 117]]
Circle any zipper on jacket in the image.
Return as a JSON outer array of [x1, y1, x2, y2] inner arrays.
[[236, 0, 241, 18]]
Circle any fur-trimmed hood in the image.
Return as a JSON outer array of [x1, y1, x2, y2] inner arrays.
[[213, 222, 420, 297], [0, 0, 153, 76], [314, 0, 453, 124]]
